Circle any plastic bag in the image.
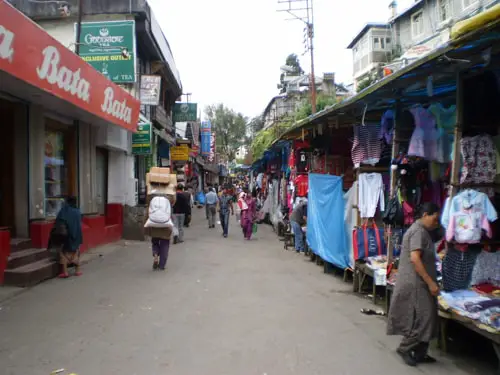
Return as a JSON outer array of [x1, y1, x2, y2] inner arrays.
[[252, 223, 258, 234], [196, 192, 206, 205]]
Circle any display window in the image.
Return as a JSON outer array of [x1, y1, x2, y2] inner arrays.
[[44, 118, 77, 217]]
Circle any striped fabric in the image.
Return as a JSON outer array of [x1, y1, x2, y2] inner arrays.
[[351, 123, 383, 168]]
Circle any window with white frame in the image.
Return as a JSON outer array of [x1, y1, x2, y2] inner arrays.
[[373, 37, 380, 50], [462, 0, 478, 10], [411, 11, 424, 37], [438, 0, 451, 23]]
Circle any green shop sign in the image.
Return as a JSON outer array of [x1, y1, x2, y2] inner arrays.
[[77, 20, 136, 83], [173, 103, 198, 122], [132, 121, 152, 155]]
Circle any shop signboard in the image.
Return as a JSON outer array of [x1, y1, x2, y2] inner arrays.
[[132, 120, 152, 155], [77, 20, 137, 83], [173, 103, 198, 122], [209, 131, 216, 162], [140, 75, 161, 105], [200, 120, 211, 157], [0, 1, 140, 131], [170, 145, 190, 161]]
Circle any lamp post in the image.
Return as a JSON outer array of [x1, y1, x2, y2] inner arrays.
[[74, 0, 83, 55]]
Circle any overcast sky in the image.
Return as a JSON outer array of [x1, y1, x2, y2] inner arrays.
[[148, 0, 414, 118]]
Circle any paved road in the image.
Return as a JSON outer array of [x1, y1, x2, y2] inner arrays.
[[0, 212, 495, 375]]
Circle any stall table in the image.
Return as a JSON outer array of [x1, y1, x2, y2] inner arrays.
[[353, 262, 377, 305], [438, 308, 500, 373]]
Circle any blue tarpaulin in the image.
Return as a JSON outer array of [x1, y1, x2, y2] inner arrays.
[[307, 174, 349, 269]]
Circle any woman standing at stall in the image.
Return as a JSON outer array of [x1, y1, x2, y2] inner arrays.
[[387, 202, 441, 367]]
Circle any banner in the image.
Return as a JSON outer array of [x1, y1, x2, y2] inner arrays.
[[140, 75, 161, 105], [77, 20, 137, 83], [132, 121, 152, 155], [209, 131, 216, 162], [173, 103, 198, 122], [170, 145, 190, 161], [200, 121, 211, 157]]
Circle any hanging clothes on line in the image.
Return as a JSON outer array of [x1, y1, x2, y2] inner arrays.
[[358, 173, 385, 218], [408, 105, 439, 161], [428, 103, 456, 163], [351, 123, 383, 168], [460, 134, 496, 197]]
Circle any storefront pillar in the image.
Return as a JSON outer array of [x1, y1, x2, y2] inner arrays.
[[78, 123, 98, 215], [28, 104, 46, 221]]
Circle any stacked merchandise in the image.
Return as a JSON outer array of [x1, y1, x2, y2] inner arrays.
[[146, 167, 177, 196]]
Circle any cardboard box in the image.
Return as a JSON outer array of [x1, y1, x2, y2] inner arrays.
[[148, 167, 171, 184], [146, 172, 177, 196]]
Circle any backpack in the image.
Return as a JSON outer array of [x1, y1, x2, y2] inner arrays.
[[145, 196, 173, 228], [382, 196, 404, 226]]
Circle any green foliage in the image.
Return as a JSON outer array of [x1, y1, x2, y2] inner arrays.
[[294, 93, 337, 121], [205, 104, 247, 161], [285, 53, 304, 75], [357, 75, 377, 92], [251, 129, 275, 161]]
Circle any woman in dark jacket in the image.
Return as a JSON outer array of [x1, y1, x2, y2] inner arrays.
[[55, 196, 83, 278]]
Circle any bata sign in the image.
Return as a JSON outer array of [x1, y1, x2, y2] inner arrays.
[[0, 1, 140, 131]]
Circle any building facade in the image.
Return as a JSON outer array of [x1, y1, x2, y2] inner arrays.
[[348, 0, 499, 90]]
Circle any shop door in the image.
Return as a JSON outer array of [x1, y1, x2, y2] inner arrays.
[[0, 100, 15, 234], [96, 148, 108, 215]]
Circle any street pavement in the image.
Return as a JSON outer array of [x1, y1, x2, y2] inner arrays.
[[0, 211, 495, 375]]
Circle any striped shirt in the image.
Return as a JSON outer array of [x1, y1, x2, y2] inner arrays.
[[351, 123, 383, 168]]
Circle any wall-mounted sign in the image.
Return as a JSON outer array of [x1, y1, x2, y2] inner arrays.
[[77, 20, 137, 83], [173, 103, 197, 122], [140, 75, 161, 105], [132, 121, 152, 155], [170, 145, 189, 161]]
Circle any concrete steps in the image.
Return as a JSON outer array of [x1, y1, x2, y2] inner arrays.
[[10, 238, 33, 253], [3, 258, 58, 287], [7, 248, 51, 269]]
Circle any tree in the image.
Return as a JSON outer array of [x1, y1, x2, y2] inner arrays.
[[247, 115, 265, 138], [205, 104, 247, 162]]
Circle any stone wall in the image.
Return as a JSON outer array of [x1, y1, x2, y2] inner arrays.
[[122, 204, 147, 241]]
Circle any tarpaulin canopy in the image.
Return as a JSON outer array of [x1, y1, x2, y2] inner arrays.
[[307, 174, 349, 269]]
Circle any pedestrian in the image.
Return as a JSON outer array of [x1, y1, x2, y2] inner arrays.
[[204, 187, 210, 220], [144, 193, 173, 271], [183, 187, 192, 227], [172, 184, 189, 243], [290, 198, 307, 253], [387, 202, 441, 367], [239, 189, 256, 240], [55, 196, 83, 278], [205, 187, 218, 228], [218, 188, 234, 238]]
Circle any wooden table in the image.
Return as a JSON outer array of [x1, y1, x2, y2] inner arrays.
[[438, 308, 500, 373], [353, 262, 377, 305]]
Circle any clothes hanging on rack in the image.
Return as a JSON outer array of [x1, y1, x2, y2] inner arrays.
[[408, 106, 438, 160], [380, 110, 395, 145], [294, 174, 308, 197], [471, 250, 500, 287], [351, 123, 383, 168], [445, 208, 492, 244], [442, 246, 479, 292], [428, 103, 456, 163], [441, 189, 498, 230], [358, 173, 385, 218], [460, 134, 496, 197]]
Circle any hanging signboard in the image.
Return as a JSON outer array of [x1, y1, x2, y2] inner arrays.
[[209, 131, 216, 162], [77, 20, 137, 83], [140, 75, 161, 105], [132, 120, 152, 155], [200, 120, 211, 157], [170, 145, 190, 161], [173, 103, 198, 122]]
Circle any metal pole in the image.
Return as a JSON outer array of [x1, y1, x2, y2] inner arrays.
[[75, 0, 83, 55], [309, 22, 317, 114]]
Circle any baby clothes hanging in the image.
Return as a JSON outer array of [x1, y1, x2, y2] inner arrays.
[[428, 103, 456, 163], [460, 134, 496, 196], [351, 123, 383, 168], [358, 173, 385, 218], [408, 106, 439, 160]]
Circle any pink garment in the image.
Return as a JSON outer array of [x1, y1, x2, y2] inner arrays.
[[351, 124, 383, 167], [402, 201, 414, 226], [408, 106, 438, 160], [241, 197, 256, 239], [446, 210, 492, 244]]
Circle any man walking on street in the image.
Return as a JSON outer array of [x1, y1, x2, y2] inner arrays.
[[290, 199, 307, 253], [218, 188, 234, 238], [173, 185, 189, 244], [205, 187, 218, 229]]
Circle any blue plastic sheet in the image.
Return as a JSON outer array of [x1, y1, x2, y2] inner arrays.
[[307, 174, 349, 269]]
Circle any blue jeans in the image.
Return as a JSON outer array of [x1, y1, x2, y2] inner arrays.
[[220, 211, 230, 236], [291, 221, 305, 252]]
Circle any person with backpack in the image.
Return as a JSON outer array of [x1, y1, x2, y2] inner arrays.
[[144, 192, 174, 271]]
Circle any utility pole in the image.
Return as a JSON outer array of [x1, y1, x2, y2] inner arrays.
[[74, 0, 83, 55], [278, 0, 317, 114]]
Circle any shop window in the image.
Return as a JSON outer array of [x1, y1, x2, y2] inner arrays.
[[44, 119, 77, 217], [411, 11, 424, 38]]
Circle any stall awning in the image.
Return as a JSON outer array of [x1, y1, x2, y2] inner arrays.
[[0, 1, 141, 132]]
